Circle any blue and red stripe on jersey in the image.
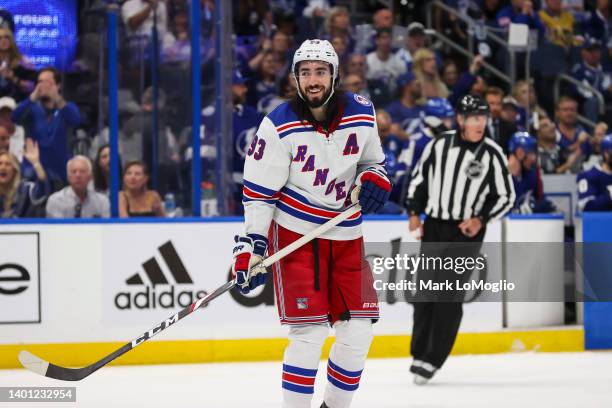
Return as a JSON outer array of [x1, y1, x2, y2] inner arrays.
[[276, 114, 375, 139], [242, 179, 281, 204], [282, 364, 318, 394], [277, 187, 362, 227], [327, 360, 363, 391]]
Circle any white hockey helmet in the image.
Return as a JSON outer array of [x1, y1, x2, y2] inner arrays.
[[291, 39, 339, 106], [292, 39, 339, 79]]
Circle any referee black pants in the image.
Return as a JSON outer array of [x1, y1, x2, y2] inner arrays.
[[410, 217, 485, 369]]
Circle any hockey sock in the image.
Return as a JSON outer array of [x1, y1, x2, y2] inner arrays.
[[323, 319, 373, 408], [282, 324, 329, 408]]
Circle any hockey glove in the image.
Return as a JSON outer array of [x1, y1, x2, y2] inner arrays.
[[356, 168, 391, 214], [231, 235, 268, 294]]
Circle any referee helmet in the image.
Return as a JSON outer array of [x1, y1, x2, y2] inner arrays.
[[456, 94, 490, 117]]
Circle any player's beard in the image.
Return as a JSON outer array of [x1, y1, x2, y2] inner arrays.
[[302, 85, 332, 109]]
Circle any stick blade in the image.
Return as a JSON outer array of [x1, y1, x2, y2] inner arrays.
[[19, 350, 50, 377]]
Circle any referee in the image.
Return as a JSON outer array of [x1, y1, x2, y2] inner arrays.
[[405, 94, 515, 385]]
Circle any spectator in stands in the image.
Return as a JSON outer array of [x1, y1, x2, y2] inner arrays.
[[0, 27, 34, 101], [119, 160, 164, 217], [271, 30, 292, 73], [0, 140, 49, 218], [247, 49, 280, 113], [303, 0, 331, 18], [508, 131, 556, 214], [376, 109, 406, 214], [249, 31, 292, 78], [191, 71, 262, 215], [342, 73, 370, 99], [366, 28, 406, 95], [412, 48, 449, 100], [121, 86, 180, 195], [322, 6, 354, 52], [93, 144, 111, 196], [46, 155, 109, 218], [539, 0, 577, 48], [485, 87, 518, 154], [512, 80, 547, 130], [582, 0, 611, 44], [385, 72, 425, 134], [501, 95, 521, 126], [570, 36, 612, 123], [448, 54, 485, 106], [555, 95, 590, 173], [583, 122, 610, 170], [162, 11, 191, 63], [371, 7, 405, 50], [496, 0, 545, 32], [537, 115, 573, 174], [0, 96, 24, 162], [441, 60, 460, 91], [12, 67, 81, 187], [347, 54, 368, 78], [577, 134, 612, 212], [122, 0, 169, 43], [331, 35, 350, 75], [396, 22, 428, 71]]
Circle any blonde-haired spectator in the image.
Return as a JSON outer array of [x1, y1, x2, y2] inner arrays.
[[0, 27, 34, 100], [0, 140, 49, 218], [412, 48, 448, 100]]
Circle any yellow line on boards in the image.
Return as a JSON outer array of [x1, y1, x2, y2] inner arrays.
[[0, 329, 584, 369]]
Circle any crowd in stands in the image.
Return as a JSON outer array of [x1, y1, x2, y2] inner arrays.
[[0, 0, 611, 219]]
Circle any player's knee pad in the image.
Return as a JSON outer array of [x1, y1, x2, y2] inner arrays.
[[288, 323, 329, 347], [333, 319, 373, 351]]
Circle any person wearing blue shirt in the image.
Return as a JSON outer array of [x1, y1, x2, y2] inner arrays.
[[496, 0, 545, 32], [507, 131, 555, 213], [11, 67, 81, 188], [570, 36, 612, 122], [385, 72, 425, 135], [554, 96, 591, 173], [577, 134, 612, 212]]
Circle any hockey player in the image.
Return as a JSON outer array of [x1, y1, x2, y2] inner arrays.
[[508, 131, 556, 214], [231, 39, 391, 408], [577, 134, 612, 212]]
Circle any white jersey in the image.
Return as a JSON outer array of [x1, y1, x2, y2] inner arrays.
[[242, 92, 386, 241]]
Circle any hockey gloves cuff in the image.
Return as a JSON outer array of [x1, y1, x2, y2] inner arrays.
[[231, 234, 268, 294], [356, 168, 391, 214]]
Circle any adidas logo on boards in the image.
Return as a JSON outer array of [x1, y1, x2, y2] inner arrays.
[[114, 241, 208, 310]]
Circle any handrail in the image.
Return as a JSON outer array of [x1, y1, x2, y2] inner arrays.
[[425, 29, 512, 86], [426, 0, 517, 85]]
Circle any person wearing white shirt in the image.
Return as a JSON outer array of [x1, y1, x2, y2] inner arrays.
[[365, 28, 407, 94]]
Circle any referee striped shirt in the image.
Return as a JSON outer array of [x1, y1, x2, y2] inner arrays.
[[405, 131, 515, 222]]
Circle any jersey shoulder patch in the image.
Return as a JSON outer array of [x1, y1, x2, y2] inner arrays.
[[344, 92, 375, 117]]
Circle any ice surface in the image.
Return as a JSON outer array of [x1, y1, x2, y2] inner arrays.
[[1, 352, 611, 407]]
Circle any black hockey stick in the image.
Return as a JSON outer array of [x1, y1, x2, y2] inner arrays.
[[19, 202, 361, 381]]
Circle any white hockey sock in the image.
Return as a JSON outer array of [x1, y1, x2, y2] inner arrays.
[[282, 324, 329, 408], [324, 319, 373, 408]]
